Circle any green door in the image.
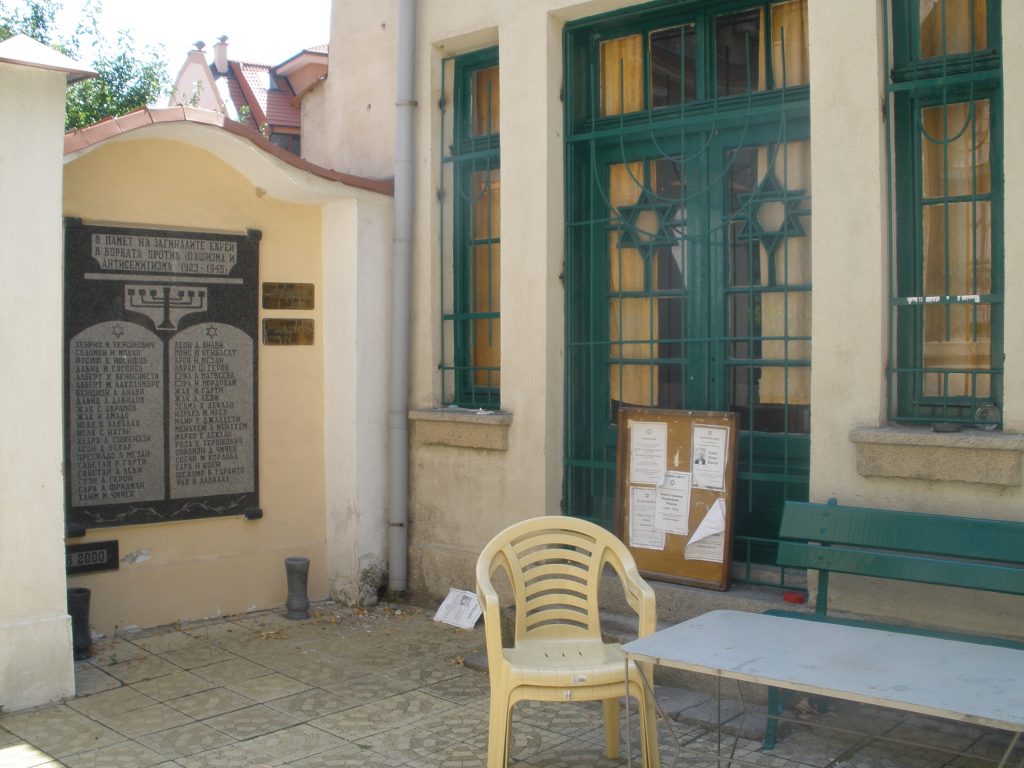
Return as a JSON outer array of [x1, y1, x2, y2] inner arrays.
[[564, 2, 811, 559]]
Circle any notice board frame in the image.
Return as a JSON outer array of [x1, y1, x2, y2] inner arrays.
[[614, 407, 738, 590]]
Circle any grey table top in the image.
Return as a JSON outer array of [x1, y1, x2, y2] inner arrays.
[[623, 610, 1024, 732]]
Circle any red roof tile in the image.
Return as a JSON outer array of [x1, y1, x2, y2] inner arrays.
[[230, 61, 301, 130]]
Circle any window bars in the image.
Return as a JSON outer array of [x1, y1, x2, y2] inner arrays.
[[886, 0, 1003, 428]]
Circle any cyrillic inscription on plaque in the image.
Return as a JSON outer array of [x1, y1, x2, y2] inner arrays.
[[64, 222, 260, 529], [170, 324, 254, 498], [69, 323, 164, 505]]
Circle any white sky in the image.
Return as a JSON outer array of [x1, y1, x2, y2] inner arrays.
[[54, 0, 332, 67]]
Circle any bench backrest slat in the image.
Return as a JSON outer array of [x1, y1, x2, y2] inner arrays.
[[777, 541, 1024, 596], [779, 501, 1024, 564]]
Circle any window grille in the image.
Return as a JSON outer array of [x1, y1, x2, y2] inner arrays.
[[886, 0, 1003, 427], [440, 49, 501, 408]]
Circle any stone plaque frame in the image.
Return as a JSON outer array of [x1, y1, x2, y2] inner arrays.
[[63, 220, 260, 529]]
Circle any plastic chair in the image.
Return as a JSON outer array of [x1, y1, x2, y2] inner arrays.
[[476, 516, 660, 768]]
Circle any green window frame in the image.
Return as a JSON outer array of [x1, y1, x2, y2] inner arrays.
[[440, 48, 501, 408], [887, 0, 1003, 427], [563, 0, 812, 573]]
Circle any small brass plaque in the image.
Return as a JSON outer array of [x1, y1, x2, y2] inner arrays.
[[263, 318, 314, 345], [262, 282, 315, 310]]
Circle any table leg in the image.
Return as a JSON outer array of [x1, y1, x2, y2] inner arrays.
[[625, 657, 634, 768], [995, 730, 1020, 768]]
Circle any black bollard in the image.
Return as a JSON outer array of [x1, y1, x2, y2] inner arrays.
[[67, 587, 92, 660], [284, 557, 310, 620]]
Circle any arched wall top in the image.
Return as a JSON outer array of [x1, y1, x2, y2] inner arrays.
[[64, 106, 394, 206]]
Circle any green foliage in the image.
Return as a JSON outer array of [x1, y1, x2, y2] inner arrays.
[[0, 0, 169, 130], [0, 0, 60, 45]]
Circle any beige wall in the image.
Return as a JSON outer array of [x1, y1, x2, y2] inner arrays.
[[328, 0, 1024, 636], [63, 139, 330, 632], [322, 192, 394, 604], [327, 0, 649, 596], [0, 61, 77, 712], [303, 1, 398, 177]]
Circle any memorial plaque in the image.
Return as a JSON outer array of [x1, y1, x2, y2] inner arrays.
[[63, 221, 260, 529], [263, 318, 314, 346], [262, 282, 314, 310]]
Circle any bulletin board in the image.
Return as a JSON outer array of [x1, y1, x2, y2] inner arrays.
[[614, 407, 739, 590]]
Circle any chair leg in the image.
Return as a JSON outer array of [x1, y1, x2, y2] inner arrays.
[[602, 698, 620, 758], [487, 693, 512, 768]]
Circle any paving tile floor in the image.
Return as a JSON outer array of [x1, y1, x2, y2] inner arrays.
[[0, 603, 1020, 767]]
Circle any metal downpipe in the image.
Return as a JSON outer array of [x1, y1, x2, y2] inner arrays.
[[388, 0, 417, 594]]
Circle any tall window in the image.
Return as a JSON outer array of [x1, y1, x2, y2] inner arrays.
[[889, 0, 1002, 427], [441, 49, 501, 408], [564, 0, 811, 549]]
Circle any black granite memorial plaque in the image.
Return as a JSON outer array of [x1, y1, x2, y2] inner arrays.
[[63, 220, 260, 529]]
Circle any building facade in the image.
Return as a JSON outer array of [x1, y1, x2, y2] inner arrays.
[[320, 0, 1024, 637]]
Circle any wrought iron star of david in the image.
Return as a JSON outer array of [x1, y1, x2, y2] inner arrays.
[[616, 188, 683, 254], [734, 172, 807, 256]]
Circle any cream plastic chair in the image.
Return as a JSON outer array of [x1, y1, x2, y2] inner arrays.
[[476, 516, 660, 768]]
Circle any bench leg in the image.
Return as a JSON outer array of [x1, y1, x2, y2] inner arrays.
[[763, 686, 790, 750]]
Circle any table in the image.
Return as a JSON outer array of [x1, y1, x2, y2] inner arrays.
[[622, 610, 1024, 767]]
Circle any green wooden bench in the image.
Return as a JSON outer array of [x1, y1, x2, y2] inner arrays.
[[763, 498, 1024, 749]]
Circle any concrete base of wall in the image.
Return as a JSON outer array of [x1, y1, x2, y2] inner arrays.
[[0, 613, 75, 712], [409, 542, 478, 598]]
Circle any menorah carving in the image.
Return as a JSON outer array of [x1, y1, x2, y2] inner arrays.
[[125, 284, 208, 330]]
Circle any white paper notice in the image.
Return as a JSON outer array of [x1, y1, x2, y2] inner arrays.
[[691, 424, 728, 490], [654, 471, 691, 536], [629, 487, 665, 550], [685, 498, 727, 562], [629, 421, 668, 486], [433, 588, 483, 629]]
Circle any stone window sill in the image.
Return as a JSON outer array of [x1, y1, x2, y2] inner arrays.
[[409, 407, 512, 451], [849, 426, 1024, 486]]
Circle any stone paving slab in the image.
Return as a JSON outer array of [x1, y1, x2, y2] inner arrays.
[[0, 602, 1020, 767]]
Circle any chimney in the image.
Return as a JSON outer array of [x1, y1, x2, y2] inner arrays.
[[214, 35, 228, 74]]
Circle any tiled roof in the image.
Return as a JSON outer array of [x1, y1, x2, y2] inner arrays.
[[229, 61, 301, 130], [63, 106, 394, 196], [224, 73, 259, 130]]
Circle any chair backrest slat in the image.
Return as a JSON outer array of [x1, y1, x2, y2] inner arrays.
[[481, 517, 630, 642]]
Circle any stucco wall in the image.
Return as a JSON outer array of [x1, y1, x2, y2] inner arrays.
[[322, 0, 628, 598], [303, 1, 398, 178], [0, 61, 76, 712], [62, 138, 329, 632]]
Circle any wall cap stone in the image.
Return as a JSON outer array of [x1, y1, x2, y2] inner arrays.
[[849, 426, 1024, 486], [409, 407, 512, 451]]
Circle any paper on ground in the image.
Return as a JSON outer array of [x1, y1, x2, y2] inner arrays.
[[433, 588, 482, 628], [685, 497, 726, 562]]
